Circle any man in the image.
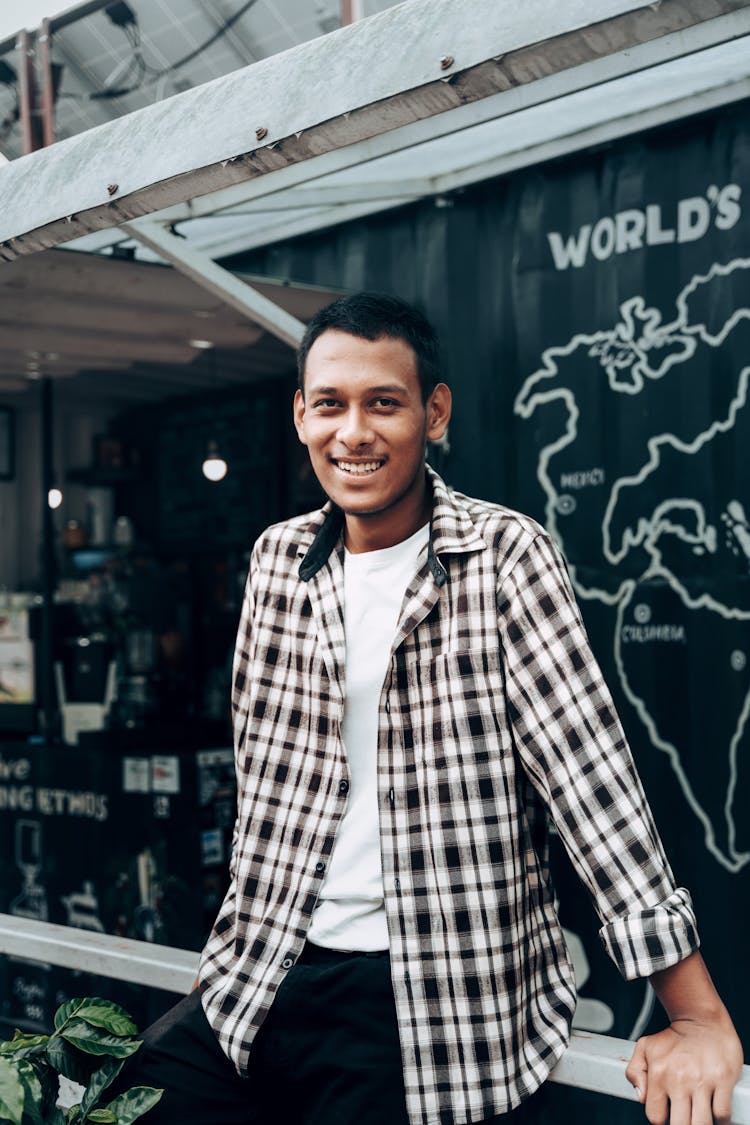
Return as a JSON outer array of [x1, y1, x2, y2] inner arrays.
[[128, 293, 741, 1124]]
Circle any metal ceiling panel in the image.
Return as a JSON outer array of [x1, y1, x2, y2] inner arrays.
[[0, 247, 340, 402]]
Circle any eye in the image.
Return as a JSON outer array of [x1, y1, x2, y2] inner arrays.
[[373, 397, 399, 409], [312, 398, 340, 410]]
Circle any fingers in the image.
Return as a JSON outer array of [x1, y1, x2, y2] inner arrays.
[[630, 1074, 734, 1125], [626, 1038, 649, 1103], [643, 1087, 670, 1125], [711, 1085, 735, 1125], [685, 1091, 713, 1125]]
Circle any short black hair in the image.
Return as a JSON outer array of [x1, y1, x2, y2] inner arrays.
[[297, 292, 441, 402]]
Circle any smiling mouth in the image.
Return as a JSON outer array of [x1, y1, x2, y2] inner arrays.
[[332, 459, 385, 475]]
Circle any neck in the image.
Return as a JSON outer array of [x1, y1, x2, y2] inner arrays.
[[344, 483, 431, 554]]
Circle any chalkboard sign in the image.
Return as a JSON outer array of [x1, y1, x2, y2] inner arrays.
[[157, 385, 290, 550]]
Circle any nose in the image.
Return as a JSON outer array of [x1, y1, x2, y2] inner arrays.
[[336, 405, 374, 448]]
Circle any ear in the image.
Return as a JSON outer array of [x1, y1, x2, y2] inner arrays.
[[425, 383, 452, 443], [293, 389, 308, 446]]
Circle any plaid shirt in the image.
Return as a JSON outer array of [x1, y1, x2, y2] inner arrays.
[[199, 466, 698, 1125]]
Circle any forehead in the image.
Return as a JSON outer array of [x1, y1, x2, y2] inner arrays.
[[303, 330, 420, 393]]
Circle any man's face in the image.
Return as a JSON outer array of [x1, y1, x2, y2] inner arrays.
[[294, 330, 451, 551]]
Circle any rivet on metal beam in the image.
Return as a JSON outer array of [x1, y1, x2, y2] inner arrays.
[[255, 126, 268, 141], [439, 55, 454, 71], [107, 184, 119, 196]]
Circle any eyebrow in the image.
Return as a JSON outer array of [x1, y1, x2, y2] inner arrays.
[[307, 384, 408, 397]]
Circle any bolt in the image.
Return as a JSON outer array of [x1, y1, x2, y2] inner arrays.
[[439, 55, 454, 71], [255, 126, 268, 141], [107, 183, 119, 196]]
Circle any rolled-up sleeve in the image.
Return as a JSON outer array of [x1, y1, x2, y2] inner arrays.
[[498, 531, 699, 980]]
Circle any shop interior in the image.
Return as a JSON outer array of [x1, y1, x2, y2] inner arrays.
[[0, 245, 337, 1031]]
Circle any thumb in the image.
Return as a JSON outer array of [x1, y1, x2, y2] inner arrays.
[[625, 1038, 648, 1103]]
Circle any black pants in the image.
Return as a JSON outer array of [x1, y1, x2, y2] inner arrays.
[[114, 945, 558, 1124]]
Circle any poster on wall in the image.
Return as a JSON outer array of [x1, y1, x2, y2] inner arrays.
[[0, 602, 35, 705], [503, 108, 750, 1050]]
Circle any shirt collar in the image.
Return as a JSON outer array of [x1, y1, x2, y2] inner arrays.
[[298, 464, 486, 584]]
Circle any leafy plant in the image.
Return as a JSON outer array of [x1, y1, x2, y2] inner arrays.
[[0, 998, 162, 1124]]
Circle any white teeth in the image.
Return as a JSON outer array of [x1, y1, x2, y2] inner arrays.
[[336, 460, 382, 474]]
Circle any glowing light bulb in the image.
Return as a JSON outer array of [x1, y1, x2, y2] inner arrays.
[[202, 441, 228, 482]]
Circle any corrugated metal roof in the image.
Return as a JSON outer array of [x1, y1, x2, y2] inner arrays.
[[0, 0, 404, 160]]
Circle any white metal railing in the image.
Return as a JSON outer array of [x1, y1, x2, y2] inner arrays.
[[1, 913, 748, 1121], [0, 912, 197, 994]]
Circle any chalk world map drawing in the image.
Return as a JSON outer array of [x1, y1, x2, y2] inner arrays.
[[515, 258, 750, 874]]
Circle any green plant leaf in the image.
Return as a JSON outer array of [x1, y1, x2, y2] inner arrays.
[[0, 1056, 24, 1125], [78, 1058, 124, 1121], [53, 1001, 86, 1032], [29, 1057, 57, 1120], [14, 1059, 43, 1125], [85, 1110, 116, 1123], [74, 1004, 137, 1039], [46, 1108, 67, 1125], [97, 1088, 163, 1125], [0, 1033, 48, 1058], [60, 1022, 141, 1060], [45, 1039, 100, 1087]]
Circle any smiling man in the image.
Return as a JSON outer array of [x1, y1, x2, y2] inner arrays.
[[122, 293, 741, 1125], [293, 325, 451, 552]]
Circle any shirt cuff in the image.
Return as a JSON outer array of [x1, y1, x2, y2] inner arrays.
[[598, 887, 700, 980]]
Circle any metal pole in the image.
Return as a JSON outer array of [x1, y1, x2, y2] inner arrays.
[[341, 0, 364, 25], [16, 29, 42, 154], [38, 19, 56, 148], [39, 377, 57, 741]]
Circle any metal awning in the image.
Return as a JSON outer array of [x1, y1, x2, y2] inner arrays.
[[2, 0, 749, 260], [0, 0, 748, 406], [0, 247, 338, 401]]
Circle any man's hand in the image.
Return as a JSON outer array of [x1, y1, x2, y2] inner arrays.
[[625, 952, 743, 1125]]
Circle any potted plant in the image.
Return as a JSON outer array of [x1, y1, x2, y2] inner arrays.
[[0, 997, 162, 1123]]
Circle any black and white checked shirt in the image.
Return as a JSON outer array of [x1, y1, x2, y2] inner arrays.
[[199, 466, 698, 1125]]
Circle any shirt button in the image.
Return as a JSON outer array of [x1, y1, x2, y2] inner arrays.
[[338, 779, 349, 795], [315, 861, 326, 874], [394, 877, 401, 891], [385, 699, 391, 713], [281, 954, 295, 969]]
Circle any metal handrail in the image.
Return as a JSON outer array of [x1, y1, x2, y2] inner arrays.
[[0, 912, 197, 994], [1, 913, 748, 1121]]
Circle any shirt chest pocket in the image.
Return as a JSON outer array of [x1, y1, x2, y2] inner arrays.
[[407, 649, 510, 774]]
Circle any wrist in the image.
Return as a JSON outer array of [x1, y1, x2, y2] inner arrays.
[[649, 951, 729, 1025]]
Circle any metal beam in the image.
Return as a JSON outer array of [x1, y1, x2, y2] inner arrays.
[[218, 179, 435, 210], [16, 30, 42, 154], [122, 221, 306, 347], [0, 911, 749, 1120], [0, 912, 198, 994], [1, 0, 748, 259], [38, 19, 56, 148], [1, 911, 750, 1121]]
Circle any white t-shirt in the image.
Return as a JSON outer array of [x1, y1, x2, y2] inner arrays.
[[307, 522, 429, 950]]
